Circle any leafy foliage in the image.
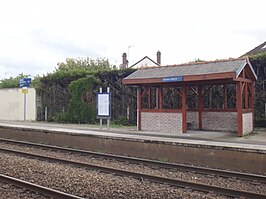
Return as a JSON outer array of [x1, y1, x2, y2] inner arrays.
[[249, 52, 266, 126], [37, 57, 137, 125], [0, 73, 29, 88], [56, 57, 112, 72], [54, 76, 98, 123]]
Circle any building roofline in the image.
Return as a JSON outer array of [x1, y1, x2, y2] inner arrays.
[[123, 57, 257, 85], [130, 56, 159, 68], [138, 57, 246, 70], [241, 41, 266, 56]]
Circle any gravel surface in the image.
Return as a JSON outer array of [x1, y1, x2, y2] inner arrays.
[[0, 152, 230, 199], [0, 181, 49, 199], [0, 142, 265, 195]]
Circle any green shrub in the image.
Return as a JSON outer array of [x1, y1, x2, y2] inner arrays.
[[113, 116, 134, 126], [68, 76, 98, 123], [55, 76, 98, 123]]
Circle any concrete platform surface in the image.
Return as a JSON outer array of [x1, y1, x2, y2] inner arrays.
[[0, 120, 265, 152]]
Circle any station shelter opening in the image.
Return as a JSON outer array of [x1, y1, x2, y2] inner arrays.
[[123, 57, 257, 137]]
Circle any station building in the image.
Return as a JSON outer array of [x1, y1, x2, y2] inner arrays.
[[123, 57, 257, 137]]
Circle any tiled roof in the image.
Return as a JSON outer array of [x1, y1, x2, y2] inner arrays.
[[125, 58, 247, 80], [242, 41, 266, 56]]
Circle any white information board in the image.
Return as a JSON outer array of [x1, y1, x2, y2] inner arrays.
[[97, 93, 111, 118]]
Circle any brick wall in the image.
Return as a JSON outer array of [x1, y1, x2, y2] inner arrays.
[[187, 111, 199, 130], [202, 112, 237, 132], [141, 112, 182, 134], [242, 112, 253, 135]]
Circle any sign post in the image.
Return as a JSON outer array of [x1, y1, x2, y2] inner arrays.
[[19, 78, 31, 121], [97, 87, 111, 130]]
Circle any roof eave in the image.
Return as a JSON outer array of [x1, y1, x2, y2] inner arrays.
[[236, 57, 257, 80], [122, 72, 236, 85]]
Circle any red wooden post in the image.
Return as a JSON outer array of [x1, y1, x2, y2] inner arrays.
[[237, 82, 243, 136], [250, 82, 255, 131], [198, 86, 203, 130], [245, 83, 248, 109], [182, 84, 187, 133], [137, 86, 142, 131]]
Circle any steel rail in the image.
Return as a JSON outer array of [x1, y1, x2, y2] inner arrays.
[[0, 138, 265, 183], [0, 173, 84, 199], [0, 147, 265, 199]]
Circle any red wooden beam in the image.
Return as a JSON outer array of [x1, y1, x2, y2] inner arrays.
[[188, 86, 199, 96], [137, 86, 142, 131], [182, 85, 187, 133], [183, 72, 235, 82], [241, 81, 245, 94], [176, 90, 182, 97], [250, 83, 255, 131], [245, 82, 248, 109], [237, 81, 243, 136], [122, 72, 236, 85]]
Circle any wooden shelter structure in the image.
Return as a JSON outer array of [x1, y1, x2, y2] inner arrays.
[[123, 57, 257, 136]]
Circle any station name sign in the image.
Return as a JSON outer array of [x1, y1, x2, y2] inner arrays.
[[162, 76, 183, 82], [19, 78, 32, 88]]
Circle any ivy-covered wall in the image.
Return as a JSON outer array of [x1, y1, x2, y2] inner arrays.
[[37, 68, 137, 125], [249, 52, 266, 126]]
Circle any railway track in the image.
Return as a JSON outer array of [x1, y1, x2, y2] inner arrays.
[[0, 173, 83, 199], [0, 142, 265, 198], [0, 138, 265, 183]]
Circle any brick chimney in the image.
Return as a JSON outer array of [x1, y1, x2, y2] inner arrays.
[[157, 51, 161, 65], [121, 53, 128, 68]]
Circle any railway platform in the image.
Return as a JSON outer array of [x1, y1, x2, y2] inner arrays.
[[0, 120, 265, 174]]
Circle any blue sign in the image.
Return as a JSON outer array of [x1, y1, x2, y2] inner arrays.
[[19, 78, 32, 88], [162, 76, 183, 82]]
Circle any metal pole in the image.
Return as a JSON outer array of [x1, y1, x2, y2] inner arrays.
[[45, 107, 48, 122], [107, 87, 110, 130], [24, 93, 26, 121], [100, 87, 102, 130]]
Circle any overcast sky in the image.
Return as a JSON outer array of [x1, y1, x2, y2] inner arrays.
[[0, 0, 265, 79]]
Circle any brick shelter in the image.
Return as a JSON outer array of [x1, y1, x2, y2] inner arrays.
[[123, 57, 257, 136]]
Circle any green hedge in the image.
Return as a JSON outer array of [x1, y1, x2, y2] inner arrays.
[[249, 52, 266, 127], [54, 76, 98, 123]]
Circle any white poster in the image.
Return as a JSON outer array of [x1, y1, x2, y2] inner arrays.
[[97, 93, 110, 117]]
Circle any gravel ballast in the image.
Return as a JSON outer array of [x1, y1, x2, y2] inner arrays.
[[0, 142, 265, 195], [0, 152, 231, 199]]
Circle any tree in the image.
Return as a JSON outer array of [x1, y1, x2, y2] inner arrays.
[[56, 57, 113, 72], [0, 73, 29, 88]]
